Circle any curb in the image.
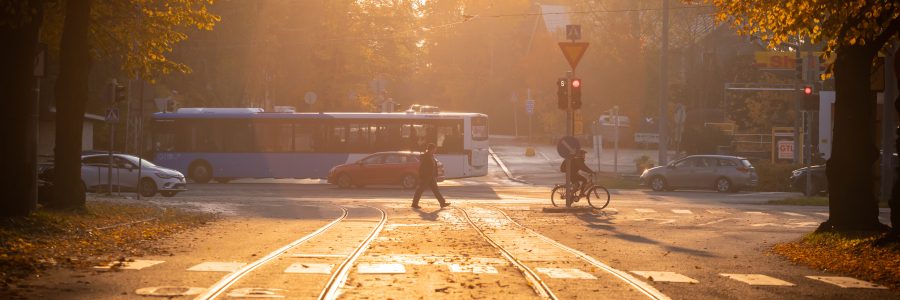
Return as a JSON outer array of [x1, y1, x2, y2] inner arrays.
[[488, 147, 530, 184]]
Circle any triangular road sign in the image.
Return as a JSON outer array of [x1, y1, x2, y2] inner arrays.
[[559, 42, 589, 70], [106, 107, 119, 123]]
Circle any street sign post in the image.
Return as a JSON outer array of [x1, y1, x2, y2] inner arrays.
[[105, 107, 119, 123], [566, 25, 581, 41], [525, 99, 535, 115], [558, 42, 589, 71]]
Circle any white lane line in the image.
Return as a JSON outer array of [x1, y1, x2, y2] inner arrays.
[[94, 260, 165, 270], [697, 218, 741, 226], [720, 274, 795, 286], [782, 212, 806, 217], [671, 209, 693, 214], [535, 267, 597, 279], [357, 263, 406, 274], [815, 213, 829, 217], [630, 271, 699, 283], [745, 211, 768, 216], [187, 262, 246, 272], [448, 263, 499, 274], [635, 208, 657, 213], [806, 276, 887, 289], [284, 263, 333, 274]]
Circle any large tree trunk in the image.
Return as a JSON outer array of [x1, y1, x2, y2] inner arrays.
[[892, 45, 900, 237], [49, 0, 92, 210], [821, 44, 888, 232], [0, 0, 43, 217]]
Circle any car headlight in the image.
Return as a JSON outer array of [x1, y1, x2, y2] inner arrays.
[[792, 170, 802, 177], [155, 172, 177, 179]]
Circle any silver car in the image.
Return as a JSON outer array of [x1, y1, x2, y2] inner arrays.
[[81, 154, 187, 197], [640, 155, 758, 192]]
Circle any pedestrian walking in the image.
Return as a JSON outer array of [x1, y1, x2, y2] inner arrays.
[[412, 143, 450, 209]]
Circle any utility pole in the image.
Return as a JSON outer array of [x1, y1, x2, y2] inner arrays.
[[658, 0, 670, 166]]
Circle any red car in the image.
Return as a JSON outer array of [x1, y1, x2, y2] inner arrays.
[[327, 151, 444, 189]]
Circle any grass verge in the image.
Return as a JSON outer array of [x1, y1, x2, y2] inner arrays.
[[773, 232, 900, 289], [0, 200, 216, 289]]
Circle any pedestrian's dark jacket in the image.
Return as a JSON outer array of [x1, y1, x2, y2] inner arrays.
[[418, 152, 438, 179]]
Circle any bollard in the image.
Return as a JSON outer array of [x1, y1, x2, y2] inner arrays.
[[525, 147, 535, 157]]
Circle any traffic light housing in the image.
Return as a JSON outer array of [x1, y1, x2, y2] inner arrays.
[[114, 84, 127, 103], [802, 85, 817, 110], [557, 78, 568, 109], [570, 78, 582, 109], [795, 58, 804, 80]]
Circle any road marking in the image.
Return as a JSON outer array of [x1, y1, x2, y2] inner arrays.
[[745, 211, 768, 215], [635, 208, 657, 213], [750, 223, 781, 227], [357, 263, 406, 274], [697, 218, 741, 226], [671, 209, 693, 214], [187, 262, 247, 272], [806, 276, 887, 289], [705, 209, 728, 214], [815, 213, 829, 217], [630, 271, 698, 283], [720, 274, 795, 286], [634, 218, 676, 225], [782, 212, 805, 217], [284, 263, 334, 274], [289, 254, 346, 258], [535, 267, 597, 279], [604, 208, 619, 212], [94, 259, 165, 270], [135, 286, 206, 297], [448, 263, 499, 274], [226, 288, 287, 298]]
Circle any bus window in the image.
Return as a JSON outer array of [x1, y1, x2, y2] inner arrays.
[[437, 121, 463, 154], [471, 116, 488, 141], [293, 123, 319, 153], [327, 125, 347, 152], [193, 121, 224, 152], [223, 121, 252, 152], [153, 121, 183, 152], [347, 123, 369, 152], [254, 122, 292, 152]]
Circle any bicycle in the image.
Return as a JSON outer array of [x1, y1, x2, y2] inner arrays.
[[550, 173, 610, 209]]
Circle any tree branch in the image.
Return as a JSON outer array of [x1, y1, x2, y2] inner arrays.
[[871, 12, 900, 50]]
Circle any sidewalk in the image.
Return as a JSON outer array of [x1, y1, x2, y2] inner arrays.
[[490, 135, 676, 174]]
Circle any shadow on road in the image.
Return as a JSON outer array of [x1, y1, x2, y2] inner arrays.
[[573, 212, 716, 258]]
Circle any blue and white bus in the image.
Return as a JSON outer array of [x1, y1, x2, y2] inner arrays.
[[150, 108, 490, 183]]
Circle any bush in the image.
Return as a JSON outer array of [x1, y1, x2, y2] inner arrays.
[[751, 161, 803, 191]]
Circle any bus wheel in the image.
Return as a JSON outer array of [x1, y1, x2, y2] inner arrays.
[[336, 174, 352, 189], [189, 162, 213, 184]]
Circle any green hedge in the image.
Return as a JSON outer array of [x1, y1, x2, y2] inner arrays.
[[751, 161, 803, 192]]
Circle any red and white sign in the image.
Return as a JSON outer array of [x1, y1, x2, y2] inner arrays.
[[777, 140, 794, 160]]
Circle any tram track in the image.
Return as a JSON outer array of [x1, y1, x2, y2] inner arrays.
[[192, 204, 387, 300], [458, 205, 671, 300]]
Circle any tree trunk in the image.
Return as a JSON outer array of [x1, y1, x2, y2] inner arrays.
[[821, 44, 888, 232], [0, 0, 43, 217], [892, 45, 900, 237], [49, 0, 92, 210]]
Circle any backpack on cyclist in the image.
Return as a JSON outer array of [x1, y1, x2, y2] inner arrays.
[[559, 159, 569, 173]]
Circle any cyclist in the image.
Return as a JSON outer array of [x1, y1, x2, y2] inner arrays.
[[561, 149, 594, 196]]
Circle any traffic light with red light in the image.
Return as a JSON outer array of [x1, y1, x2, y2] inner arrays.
[[803, 85, 813, 95], [557, 78, 568, 109], [570, 78, 582, 109]]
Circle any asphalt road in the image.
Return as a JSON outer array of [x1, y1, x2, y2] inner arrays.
[[9, 141, 897, 299]]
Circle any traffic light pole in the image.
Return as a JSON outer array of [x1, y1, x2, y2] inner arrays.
[[566, 72, 574, 207]]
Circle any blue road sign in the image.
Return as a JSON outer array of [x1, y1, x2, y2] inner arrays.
[[525, 99, 535, 115], [556, 135, 581, 158]]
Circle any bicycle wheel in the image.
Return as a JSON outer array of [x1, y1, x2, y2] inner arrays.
[[586, 185, 611, 209], [550, 185, 566, 207]]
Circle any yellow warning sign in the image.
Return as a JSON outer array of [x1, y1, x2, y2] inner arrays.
[[559, 42, 589, 70]]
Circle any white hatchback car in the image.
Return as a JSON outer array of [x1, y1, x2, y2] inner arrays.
[[81, 154, 187, 197]]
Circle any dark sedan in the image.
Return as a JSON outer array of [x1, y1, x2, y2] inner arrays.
[[789, 165, 828, 196]]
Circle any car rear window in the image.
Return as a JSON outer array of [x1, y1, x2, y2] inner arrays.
[[740, 159, 753, 167]]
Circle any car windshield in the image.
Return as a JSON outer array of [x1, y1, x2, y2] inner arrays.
[[740, 159, 752, 167]]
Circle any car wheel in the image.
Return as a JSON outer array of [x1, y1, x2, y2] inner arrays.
[[160, 191, 178, 197], [139, 178, 157, 197], [400, 174, 417, 189], [336, 174, 352, 189], [715, 177, 733, 193], [649, 176, 667, 192], [189, 162, 213, 184]]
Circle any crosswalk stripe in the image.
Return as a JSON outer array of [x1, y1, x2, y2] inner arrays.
[[815, 213, 829, 217], [720, 274, 795, 286], [745, 211, 768, 215], [635, 208, 657, 213], [187, 262, 246, 272], [671, 209, 693, 214], [630, 271, 698, 283], [94, 260, 165, 270], [806, 276, 887, 289], [782, 212, 805, 217]]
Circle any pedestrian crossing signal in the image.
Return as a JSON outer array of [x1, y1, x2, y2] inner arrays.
[[114, 84, 127, 103], [557, 78, 568, 109]]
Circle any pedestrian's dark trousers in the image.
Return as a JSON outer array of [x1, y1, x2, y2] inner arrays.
[[412, 179, 446, 206]]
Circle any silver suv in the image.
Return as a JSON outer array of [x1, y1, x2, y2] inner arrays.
[[640, 155, 758, 192]]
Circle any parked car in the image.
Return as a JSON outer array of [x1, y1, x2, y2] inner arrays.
[[40, 154, 187, 198], [789, 164, 828, 196], [327, 151, 444, 189], [640, 155, 758, 192]]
